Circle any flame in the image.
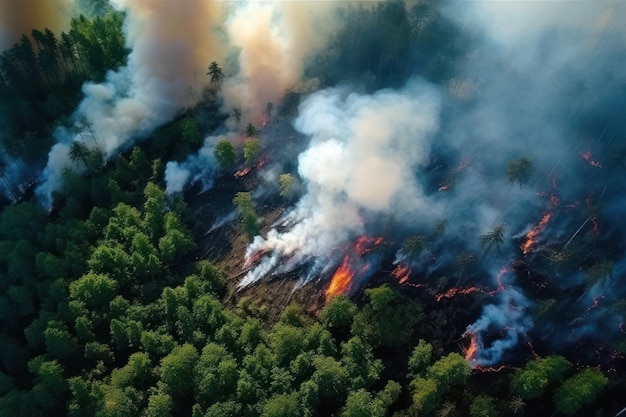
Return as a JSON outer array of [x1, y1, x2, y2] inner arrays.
[[581, 150, 603, 167], [354, 235, 384, 256], [392, 263, 410, 284], [435, 286, 482, 302], [234, 166, 252, 178], [520, 213, 552, 255], [325, 255, 354, 299], [464, 332, 479, 363]]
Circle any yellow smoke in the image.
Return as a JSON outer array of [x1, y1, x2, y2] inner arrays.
[[0, 0, 73, 50]]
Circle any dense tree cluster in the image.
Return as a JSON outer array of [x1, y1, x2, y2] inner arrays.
[[0, 10, 127, 161]]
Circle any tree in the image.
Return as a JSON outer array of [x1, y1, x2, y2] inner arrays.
[[470, 395, 497, 417], [144, 392, 173, 417], [553, 368, 607, 416], [160, 343, 199, 398], [585, 261, 614, 290], [206, 61, 224, 88], [506, 156, 533, 188], [233, 192, 259, 239], [320, 295, 357, 330], [69, 272, 118, 312], [408, 339, 433, 376], [261, 393, 299, 417], [68, 140, 93, 174], [426, 353, 470, 392], [511, 355, 569, 400], [232, 107, 242, 128], [479, 224, 506, 264], [278, 173, 297, 200], [403, 235, 425, 265], [245, 123, 260, 138], [410, 377, 440, 415], [214, 139, 236, 170], [243, 137, 262, 165]]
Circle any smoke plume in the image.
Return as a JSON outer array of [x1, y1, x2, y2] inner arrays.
[[0, 0, 73, 51], [36, 0, 226, 206], [240, 81, 441, 287]]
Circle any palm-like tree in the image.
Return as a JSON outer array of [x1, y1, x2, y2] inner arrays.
[[206, 61, 224, 88], [506, 156, 533, 188], [245, 123, 259, 138], [403, 235, 425, 266], [478, 224, 506, 265], [68, 140, 92, 174], [233, 107, 242, 129], [585, 261, 614, 290]]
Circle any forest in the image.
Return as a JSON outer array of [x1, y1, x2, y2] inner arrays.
[[0, 0, 624, 416]]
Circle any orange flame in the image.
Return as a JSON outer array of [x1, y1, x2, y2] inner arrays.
[[464, 333, 479, 363], [392, 263, 410, 284], [354, 235, 384, 256], [325, 255, 354, 299], [581, 150, 602, 168], [435, 286, 482, 302], [520, 213, 552, 255], [234, 166, 252, 178]]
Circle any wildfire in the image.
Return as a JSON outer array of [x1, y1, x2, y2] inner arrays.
[[325, 255, 354, 299], [464, 332, 480, 364], [234, 166, 252, 178], [435, 286, 482, 302], [392, 263, 410, 284], [354, 235, 384, 256], [581, 150, 602, 168], [520, 213, 552, 255]]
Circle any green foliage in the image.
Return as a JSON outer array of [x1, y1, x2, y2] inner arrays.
[[408, 339, 433, 376], [410, 377, 440, 414], [215, 139, 237, 170], [144, 392, 173, 417], [159, 343, 199, 398], [351, 285, 422, 347], [511, 355, 569, 400], [470, 395, 498, 417], [233, 192, 259, 239], [243, 137, 262, 165], [320, 295, 357, 330], [278, 173, 297, 199], [426, 353, 470, 392], [553, 368, 607, 415], [261, 393, 299, 417], [69, 272, 117, 312]]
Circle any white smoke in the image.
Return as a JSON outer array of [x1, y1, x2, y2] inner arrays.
[[36, 0, 226, 206], [465, 283, 532, 367], [164, 134, 226, 195], [240, 80, 441, 287]]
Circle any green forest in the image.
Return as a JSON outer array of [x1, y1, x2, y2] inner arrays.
[[0, 1, 624, 417]]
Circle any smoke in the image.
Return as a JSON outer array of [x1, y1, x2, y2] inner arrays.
[[0, 0, 73, 51], [164, 134, 228, 195], [240, 80, 441, 287], [36, 0, 226, 206], [465, 283, 532, 367], [221, 1, 346, 124]]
